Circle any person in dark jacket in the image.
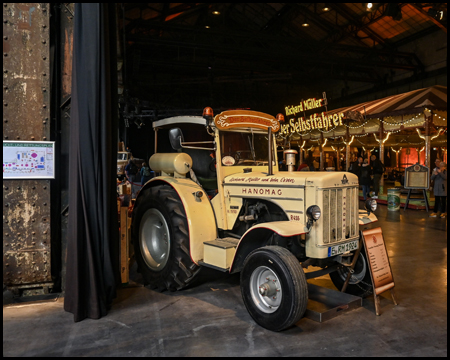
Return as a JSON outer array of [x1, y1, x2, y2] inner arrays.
[[360, 159, 372, 200], [353, 156, 363, 178], [370, 154, 385, 199], [430, 161, 447, 218], [348, 155, 358, 174], [140, 162, 153, 186]]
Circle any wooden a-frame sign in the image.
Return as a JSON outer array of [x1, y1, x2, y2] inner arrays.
[[362, 227, 398, 315]]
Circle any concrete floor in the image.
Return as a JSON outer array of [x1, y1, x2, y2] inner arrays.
[[3, 202, 447, 357]]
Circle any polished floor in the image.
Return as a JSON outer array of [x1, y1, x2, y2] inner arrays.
[[3, 203, 447, 357]]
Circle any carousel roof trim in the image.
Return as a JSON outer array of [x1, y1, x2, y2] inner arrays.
[[328, 85, 447, 119]]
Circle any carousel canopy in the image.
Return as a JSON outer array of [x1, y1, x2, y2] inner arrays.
[[285, 85, 447, 144], [328, 85, 447, 119]]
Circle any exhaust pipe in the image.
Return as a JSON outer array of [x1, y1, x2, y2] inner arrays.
[[268, 127, 273, 176]]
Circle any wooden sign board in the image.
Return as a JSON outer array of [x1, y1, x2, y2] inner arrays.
[[362, 227, 398, 315], [404, 163, 429, 189], [214, 110, 280, 133]]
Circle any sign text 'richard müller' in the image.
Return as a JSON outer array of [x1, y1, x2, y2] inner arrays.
[[281, 97, 345, 135]]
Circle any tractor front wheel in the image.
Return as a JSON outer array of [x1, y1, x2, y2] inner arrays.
[[240, 246, 308, 331]]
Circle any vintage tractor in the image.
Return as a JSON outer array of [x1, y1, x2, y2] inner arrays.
[[131, 108, 378, 331]]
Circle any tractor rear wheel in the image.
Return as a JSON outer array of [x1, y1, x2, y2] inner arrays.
[[131, 185, 201, 291]]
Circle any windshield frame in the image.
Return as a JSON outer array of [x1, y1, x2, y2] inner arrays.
[[218, 129, 275, 167]]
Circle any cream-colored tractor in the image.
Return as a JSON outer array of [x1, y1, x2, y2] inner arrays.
[[131, 108, 378, 331]]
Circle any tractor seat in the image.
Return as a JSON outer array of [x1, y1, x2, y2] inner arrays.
[[182, 148, 218, 191]]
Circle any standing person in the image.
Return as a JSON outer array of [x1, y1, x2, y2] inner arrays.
[[430, 161, 447, 218], [370, 154, 385, 199], [313, 157, 319, 171], [360, 159, 372, 200], [125, 159, 138, 197], [432, 158, 441, 177], [353, 156, 363, 178], [140, 162, 153, 186], [348, 155, 358, 174]]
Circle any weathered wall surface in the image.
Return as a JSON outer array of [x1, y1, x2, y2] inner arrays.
[[3, 3, 52, 291]]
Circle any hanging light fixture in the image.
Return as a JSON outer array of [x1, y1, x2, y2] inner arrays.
[[301, 17, 309, 27]]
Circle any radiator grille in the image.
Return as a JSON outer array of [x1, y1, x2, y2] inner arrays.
[[322, 187, 358, 244]]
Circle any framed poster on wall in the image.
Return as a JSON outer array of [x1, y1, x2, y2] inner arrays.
[[3, 141, 55, 179]]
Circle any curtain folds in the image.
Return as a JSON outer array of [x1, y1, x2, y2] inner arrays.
[[64, 3, 120, 322]]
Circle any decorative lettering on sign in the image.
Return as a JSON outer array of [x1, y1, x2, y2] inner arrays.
[[282, 95, 346, 135], [242, 188, 283, 196], [214, 110, 280, 132], [228, 177, 295, 184]]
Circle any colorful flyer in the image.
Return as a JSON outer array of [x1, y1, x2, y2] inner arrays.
[[3, 141, 55, 179]]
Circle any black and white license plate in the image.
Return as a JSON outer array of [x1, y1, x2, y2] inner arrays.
[[327, 240, 358, 257]]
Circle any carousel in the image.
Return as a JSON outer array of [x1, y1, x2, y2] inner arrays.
[[277, 85, 447, 208]]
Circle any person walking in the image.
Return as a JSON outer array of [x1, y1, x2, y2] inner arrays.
[[360, 159, 372, 200], [430, 161, 447, 218], [370, 154, 385, 199]]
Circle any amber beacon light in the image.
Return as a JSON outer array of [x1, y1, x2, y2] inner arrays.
[[203, 107, 214, 121], [276, 113, 285, 123]]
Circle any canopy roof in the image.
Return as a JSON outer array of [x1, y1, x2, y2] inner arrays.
[[281, 85, 447, 147], [329, 85, 447, 119]]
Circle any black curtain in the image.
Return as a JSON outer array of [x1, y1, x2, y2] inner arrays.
[[64, 3, 120, 322]]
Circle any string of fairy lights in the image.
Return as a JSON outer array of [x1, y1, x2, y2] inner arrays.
[[281, 110, 446, 149]]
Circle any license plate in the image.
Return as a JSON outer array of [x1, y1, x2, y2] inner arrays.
[[328, 240, 358, 257]]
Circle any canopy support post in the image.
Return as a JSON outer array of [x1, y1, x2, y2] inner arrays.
[[320, 132, 324, 171], [346, 127, 350, 172], [379, 120, 385, 195], [299, 136, 303, 167], [424, 111, 432, 169]]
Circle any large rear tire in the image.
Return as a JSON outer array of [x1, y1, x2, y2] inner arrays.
[[240, 246, 308, 331], [131, 185, 201, 291]]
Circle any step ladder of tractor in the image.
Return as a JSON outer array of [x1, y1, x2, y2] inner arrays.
[[200, 237, 240, 271]]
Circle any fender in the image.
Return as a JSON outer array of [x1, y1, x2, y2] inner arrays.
[[358, 210, 378, 225], [229, 221, 307, 274], [137, 177, 217, 265]]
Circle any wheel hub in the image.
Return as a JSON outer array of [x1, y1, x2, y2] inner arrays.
[[139, 208, 170, 272], [250, 266, 282, 314], [258, 279, 278, 297]]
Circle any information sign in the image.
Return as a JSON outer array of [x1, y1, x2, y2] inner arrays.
[[362, 227, 398, 315], [404, 163, 429, 189], [3, 141, 55, 179]]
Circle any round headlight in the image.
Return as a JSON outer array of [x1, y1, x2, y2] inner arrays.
[[365, 198, 377, 213], [306, 205, 321, 221]]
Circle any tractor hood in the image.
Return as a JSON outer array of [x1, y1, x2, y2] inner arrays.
[[224, 170, 358, 188]]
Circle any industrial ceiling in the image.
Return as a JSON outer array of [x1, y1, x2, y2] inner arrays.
[[118, 3, 447, 122]]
